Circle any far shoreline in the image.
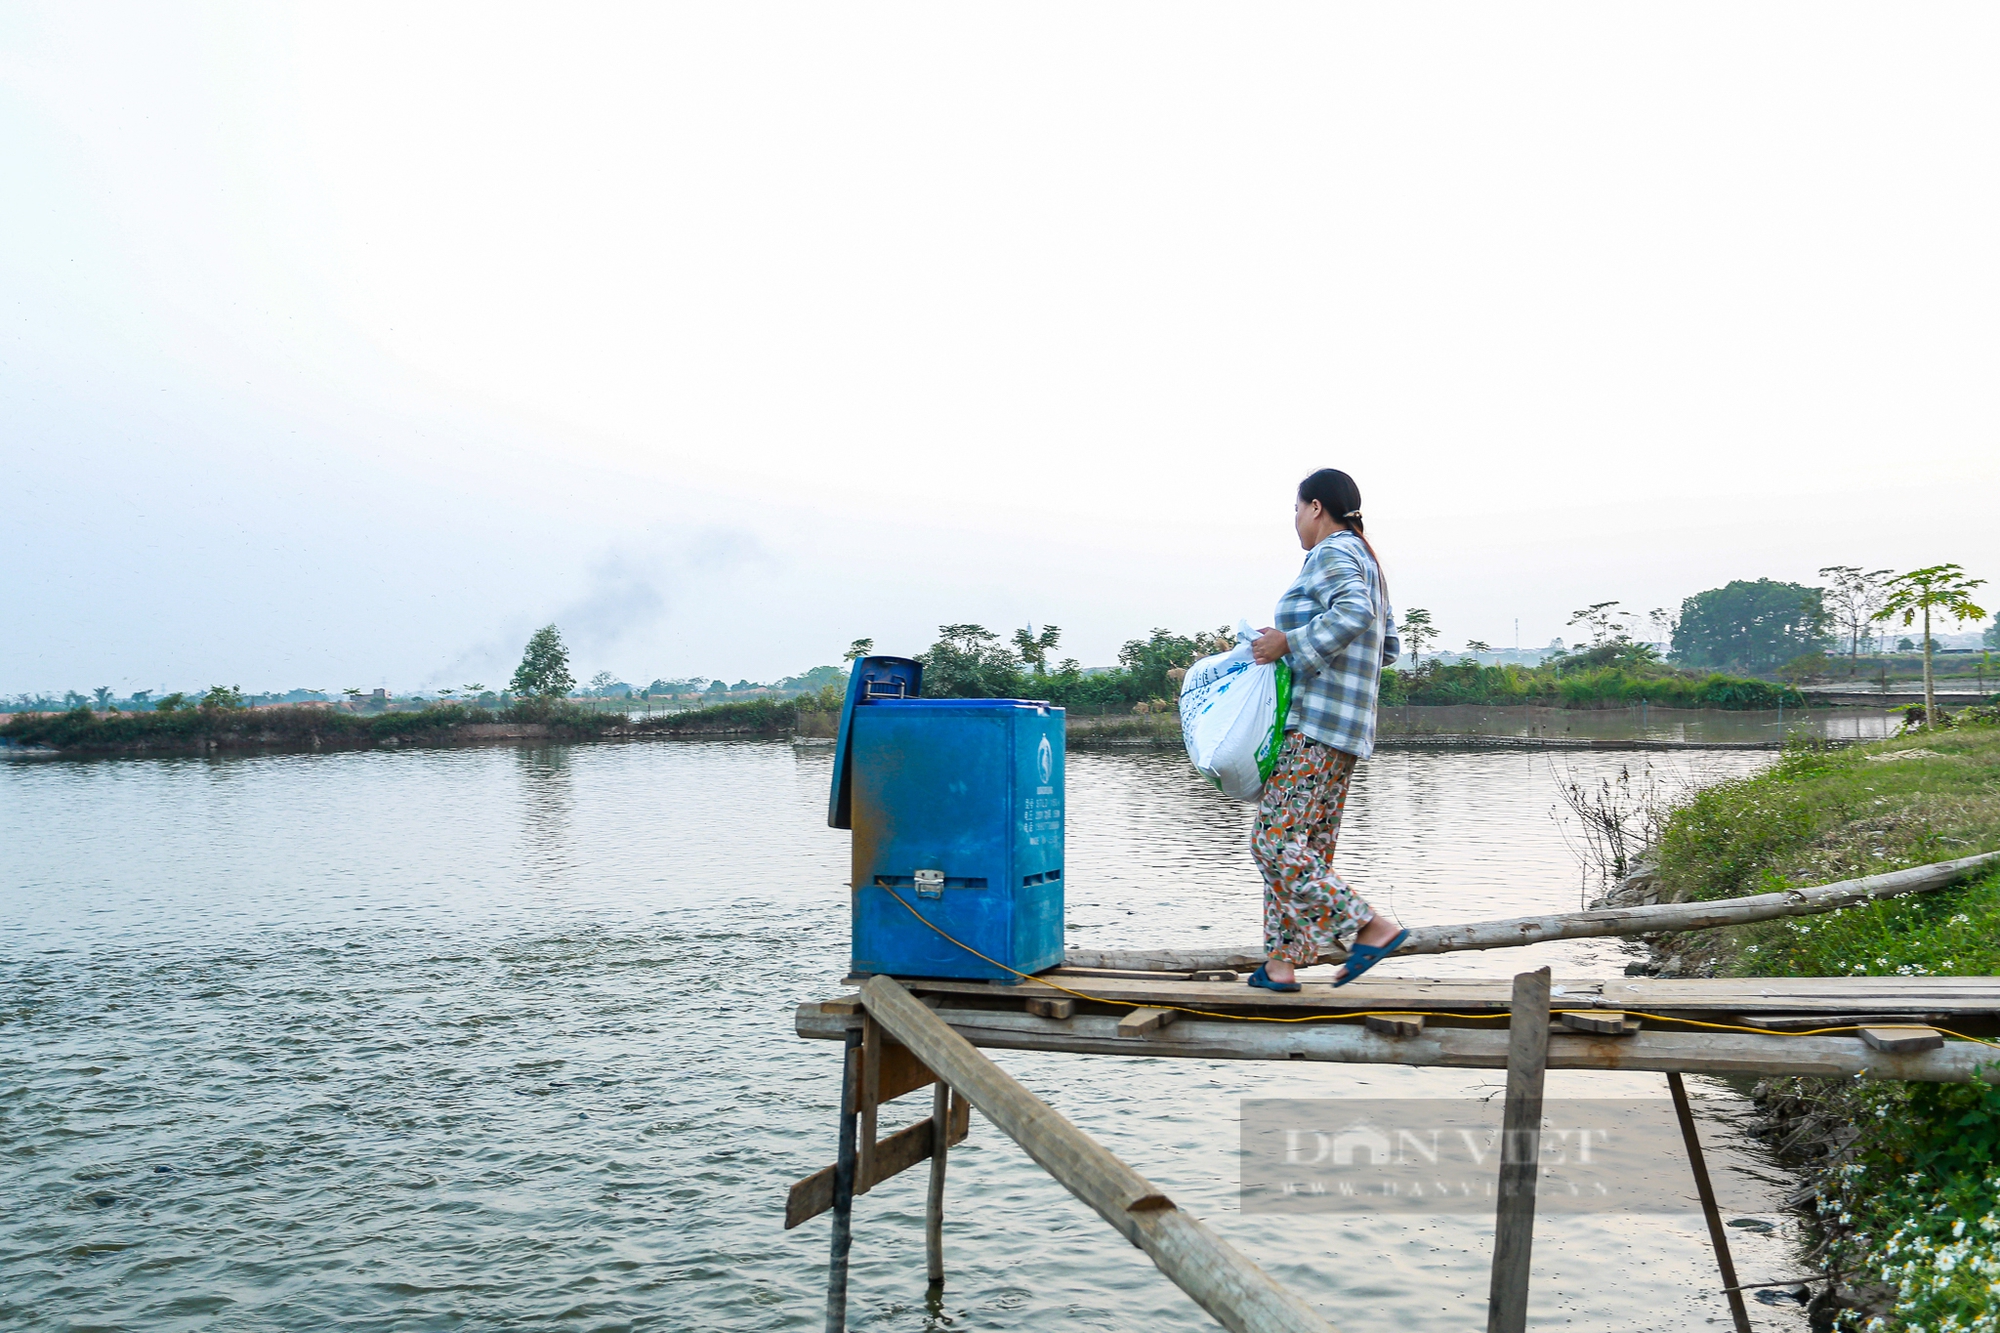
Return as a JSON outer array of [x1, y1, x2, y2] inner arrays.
[[1, 700, 1914, 760]]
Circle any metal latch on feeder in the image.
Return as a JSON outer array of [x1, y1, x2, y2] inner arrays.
[[913, 869, 945, 899]]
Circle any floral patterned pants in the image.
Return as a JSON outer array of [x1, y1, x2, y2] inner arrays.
[[1252, 732, 1374, 966]]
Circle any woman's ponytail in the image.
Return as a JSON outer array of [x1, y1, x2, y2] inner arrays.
[[1297, 468, 1387, 594]]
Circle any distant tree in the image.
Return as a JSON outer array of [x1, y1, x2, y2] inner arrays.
[[1670, 580, 1830, 674], [1897, 637, 1915, 653], [705, 679, 728, 695], [201, 685, 246, 711], [770, 664, 847, 693], [1777, 651, 1829, 687], [92, 686, 112, 708], [1012, 624, 1063, 674], [921, 624, 1024, 698], [1567, 601, 1635, 649], [130, 689, 152, 708], [1873, 564, 1987, 728], [1116, 628, 1207, 701], [156, 692, 188, 713], [1401, 608, 1437, 663], [1985, 619, 2000, 650], [843, 638, 875, 662], [63, 690, 88, 710], [509, 625, 575, 699], [1463, 640, 1492, 655], [1819, 566, 1895, 673]]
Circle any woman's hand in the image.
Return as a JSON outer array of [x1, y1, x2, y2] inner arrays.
[[1251, 627, 1289, 665]]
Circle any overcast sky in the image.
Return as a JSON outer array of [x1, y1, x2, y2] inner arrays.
[[5, 4, 1996, 695]]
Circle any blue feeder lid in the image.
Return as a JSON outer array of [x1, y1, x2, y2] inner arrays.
[[827, 656, 922, 829]]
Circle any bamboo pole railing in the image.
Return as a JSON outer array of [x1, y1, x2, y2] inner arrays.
[[1064, 851, 2000, 974]]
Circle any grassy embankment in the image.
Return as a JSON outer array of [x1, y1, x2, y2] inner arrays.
[[0, 701, 614, 751], [0, 689, 858, 753], [1645, 716, 2000, 1330]]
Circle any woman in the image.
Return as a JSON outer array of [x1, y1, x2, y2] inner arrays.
[[1245, 468, 1409, 992]]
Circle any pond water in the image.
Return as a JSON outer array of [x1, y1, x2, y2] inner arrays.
[[1, 740, 1809, 1331]]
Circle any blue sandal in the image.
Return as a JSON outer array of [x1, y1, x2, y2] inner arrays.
[[1247, 964, 1301, 993], [1333, 929, 1411, 988]]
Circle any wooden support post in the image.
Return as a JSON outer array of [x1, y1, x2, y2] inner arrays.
[[926, 1081, 949, 1288], [1667, 1072, 1753, 1333], [858, 976, 1338, 1333], [858, 1013, 882, 1193], [825, 1027, 862, 1333], [1487, 967, 1551, 1333]]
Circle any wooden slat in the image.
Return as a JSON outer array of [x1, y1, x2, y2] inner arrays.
[[1364, 1015, 1425, 1038], [877, 1039, 937, 1105], [1860, 1026, 1945, 1054], [1116, 1007, 1176, 1037], [795, 1003, 2000, 1083], [785, 1097, 971, 1229]]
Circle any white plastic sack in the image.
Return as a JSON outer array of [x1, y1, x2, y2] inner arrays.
[[1178, 621, 1293, 802]]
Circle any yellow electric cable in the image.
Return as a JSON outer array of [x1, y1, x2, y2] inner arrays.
[[871, 885, 2000, 1050]]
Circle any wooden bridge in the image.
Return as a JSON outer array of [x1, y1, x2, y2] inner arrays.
[[787, 852, 2000, 1333]]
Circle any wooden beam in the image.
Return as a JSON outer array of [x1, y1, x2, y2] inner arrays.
[[787, 1094, 971, 1229], [856, 976, 1340, 1333], [1669, 1072, 1753, 1333], [1487, 969, 1551, 1333], [1064, 851, 2000, 973], [796, 1003, 2000, 1083], [1026, 996, 1075, 1020]]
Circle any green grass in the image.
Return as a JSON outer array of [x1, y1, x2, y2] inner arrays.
[[1653, 725, 2000, 907], [1647, 719, 2000, 1329]]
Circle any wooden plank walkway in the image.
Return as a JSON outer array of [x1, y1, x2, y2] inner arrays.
[[852, 972, 2000, 1022], [798, 973, 2000, 1081]]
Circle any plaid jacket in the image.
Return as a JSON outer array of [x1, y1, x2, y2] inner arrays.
[[1275, 530, 1401, 759]]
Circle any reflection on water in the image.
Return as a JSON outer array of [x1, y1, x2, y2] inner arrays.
[[0, 742, 1805, 1332], [515, 744, 577, 878], [1379, 702, 1897, 744]]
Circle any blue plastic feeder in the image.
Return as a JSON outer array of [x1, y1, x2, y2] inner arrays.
[[827, 657, 1065, 981]]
